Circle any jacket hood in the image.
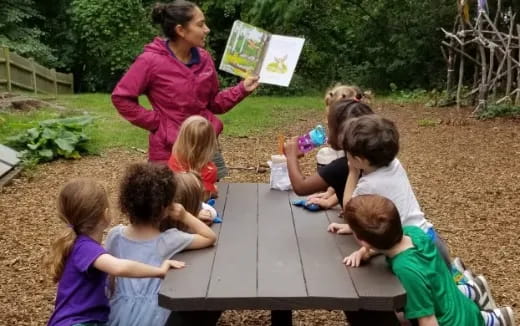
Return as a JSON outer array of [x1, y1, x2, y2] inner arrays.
[[144, 37, 170, 56]]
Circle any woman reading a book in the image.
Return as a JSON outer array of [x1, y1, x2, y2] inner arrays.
[[112, 0, 259, 178]]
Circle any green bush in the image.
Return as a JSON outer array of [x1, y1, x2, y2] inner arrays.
[[477, 104, 520, 120], [70, 0, 155, 91], [6, 116, 94, 164]]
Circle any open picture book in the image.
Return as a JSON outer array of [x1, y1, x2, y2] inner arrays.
[[219, 20, 305, 87]]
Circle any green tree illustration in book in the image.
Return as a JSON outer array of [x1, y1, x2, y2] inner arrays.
[[219, 20, 305, 87]]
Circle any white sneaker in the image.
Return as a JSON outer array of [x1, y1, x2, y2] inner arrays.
[[468, 275, 497, 310], [481, 307, 515, 326]]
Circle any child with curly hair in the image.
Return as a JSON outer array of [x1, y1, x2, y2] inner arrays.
[[106, 163, 216, 326]]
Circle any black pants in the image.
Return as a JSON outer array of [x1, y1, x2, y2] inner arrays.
[[165, 310, 292, 326], [344, 310, 400, 326]]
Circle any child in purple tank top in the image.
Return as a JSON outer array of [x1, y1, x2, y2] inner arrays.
[[45, 178, 185, 326]]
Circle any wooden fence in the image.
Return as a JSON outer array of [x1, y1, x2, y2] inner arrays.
[[0, 47, 73, 95]]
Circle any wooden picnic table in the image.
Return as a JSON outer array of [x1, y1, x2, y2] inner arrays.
[[159, 183, 405, 315]]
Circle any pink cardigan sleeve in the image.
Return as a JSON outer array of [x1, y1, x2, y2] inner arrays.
[[207, 59, 250, 114], [111, 55, 160, 132]]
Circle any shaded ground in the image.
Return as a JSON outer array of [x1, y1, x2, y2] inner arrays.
[[0, 102, 519, 325]]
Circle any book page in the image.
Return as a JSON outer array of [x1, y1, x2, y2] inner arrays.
[[219, 21, 270, 79], [258, 35, 305, 87]]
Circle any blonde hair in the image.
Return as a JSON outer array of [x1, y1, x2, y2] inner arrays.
[[174, 172, 204, 216], [44, 179, 109, 283], [324, 84, 369, 113], [172, 116, 217, 172], [160, 171, 204, 232]]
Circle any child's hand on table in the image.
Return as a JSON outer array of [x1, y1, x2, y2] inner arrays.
[[159, 259, 186, 278], [307, 192, 328, 201], [327, 222, 352, 234], [308, 196, 334, 208], [343, 247, 371, 268], [198, 209, 213, 225]]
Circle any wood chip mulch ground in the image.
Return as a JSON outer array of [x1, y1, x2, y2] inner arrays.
[[0, 102, 518, 325]]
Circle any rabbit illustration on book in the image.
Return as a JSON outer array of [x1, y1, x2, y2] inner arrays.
[[267, 54, 288, 74]]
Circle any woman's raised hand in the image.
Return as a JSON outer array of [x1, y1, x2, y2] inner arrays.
[[243, 75, 260, 92]]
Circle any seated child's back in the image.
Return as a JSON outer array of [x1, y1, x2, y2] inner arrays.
[[352, 158, 431, 231], [107, 163, 217, 326], [342, 115, 432, 232]]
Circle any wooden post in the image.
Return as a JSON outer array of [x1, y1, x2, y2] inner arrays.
[[472, 51, 480, 106], [70, 73, 74, 94], [505, 14, 516, 103], [516, 25, 520, 105], [456, 31, 465, 109], [51, 68, 57, 96], [477, 12, 488, 113], [29, 58, 37, 94], [4, 47, 11, 92]]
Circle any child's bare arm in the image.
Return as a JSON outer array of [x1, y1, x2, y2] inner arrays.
[[284, 137, 329, 195], [170, 203, 217, 249], [94, 254, 185, 278], [342, 165, 360, 207], [417, 315, 439, 326]]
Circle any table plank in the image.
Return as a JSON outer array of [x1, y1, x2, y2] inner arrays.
[[324, 210, 406, 311], [158, 184, 229, 310], [206, 183, 258, 306], [289, 193, 359, 310], [257, 184, 307, 309]]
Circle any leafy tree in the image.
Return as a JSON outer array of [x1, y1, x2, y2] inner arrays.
[[70, 0, 155, 91], [35, 0, 77, 71], [0, 0, 56, 65]]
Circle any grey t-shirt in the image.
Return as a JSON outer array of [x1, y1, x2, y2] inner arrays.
[[353, 158, 432, 231], [105, 225, 194, 326]]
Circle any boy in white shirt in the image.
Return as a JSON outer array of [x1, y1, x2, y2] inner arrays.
[[329, 115, 497, 312]]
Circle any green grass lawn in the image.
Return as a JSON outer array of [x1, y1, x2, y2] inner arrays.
[[0, 93, 322, 153]]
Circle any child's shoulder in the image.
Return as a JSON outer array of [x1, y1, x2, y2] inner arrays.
[[74, 234, 103, 251], [107, 224, 125, 236], [157, 228, 195, 257], [105, 224, 125, 247]]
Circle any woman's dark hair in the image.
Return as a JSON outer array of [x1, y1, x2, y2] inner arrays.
[[119, 163, 177, 227], [327, 99, 374, 150], [151, 1, 197, 40]]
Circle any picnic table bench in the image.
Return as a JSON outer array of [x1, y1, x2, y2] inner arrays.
[[159, 183, 406, 324]]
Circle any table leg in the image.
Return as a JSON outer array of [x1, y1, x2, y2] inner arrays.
[[271, 310, 292, 326], [165, 311, 222, 326], [344, 310, 400, 326]]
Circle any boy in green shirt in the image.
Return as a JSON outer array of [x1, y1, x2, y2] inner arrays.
[[344, 194, 515, 326]]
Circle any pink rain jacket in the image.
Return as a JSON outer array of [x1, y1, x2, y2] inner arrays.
[[112, 37, 249, 161]]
